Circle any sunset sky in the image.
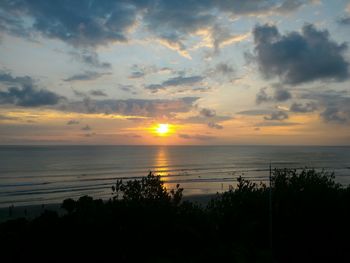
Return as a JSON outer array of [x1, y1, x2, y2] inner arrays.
[[1, 0, 350, 145]]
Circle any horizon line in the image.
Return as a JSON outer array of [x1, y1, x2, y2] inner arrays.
[[1, 144, 350, 147]]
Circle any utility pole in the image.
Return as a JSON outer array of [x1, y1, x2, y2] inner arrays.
[[269, 162, 273, 258]]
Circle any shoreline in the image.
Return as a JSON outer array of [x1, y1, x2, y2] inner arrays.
[[0, 193, 216, 223]]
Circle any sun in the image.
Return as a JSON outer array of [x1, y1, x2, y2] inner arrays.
[[155, 123, 170, 136]]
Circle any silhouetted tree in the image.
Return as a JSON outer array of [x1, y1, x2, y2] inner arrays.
[[112, 171, 183, 206]]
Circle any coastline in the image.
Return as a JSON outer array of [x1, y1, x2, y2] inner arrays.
[[0, 193, 216, 223]]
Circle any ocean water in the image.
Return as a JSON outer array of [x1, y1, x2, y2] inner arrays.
[[0, 145, 350, 207]]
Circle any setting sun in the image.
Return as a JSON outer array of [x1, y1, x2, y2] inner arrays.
[[156, 123, 170, 136]]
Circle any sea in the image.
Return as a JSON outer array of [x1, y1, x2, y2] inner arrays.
[[1, 145, 350, 208]]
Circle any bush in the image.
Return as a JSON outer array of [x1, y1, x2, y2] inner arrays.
[[1, 168, 350, 263]]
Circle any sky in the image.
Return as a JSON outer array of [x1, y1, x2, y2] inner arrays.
[[0, 0, 350, 145]]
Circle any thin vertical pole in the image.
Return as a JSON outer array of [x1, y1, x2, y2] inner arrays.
[[269, 162, 273, 255]]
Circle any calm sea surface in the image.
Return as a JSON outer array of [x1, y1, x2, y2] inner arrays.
[[1, 145, 350, 207]]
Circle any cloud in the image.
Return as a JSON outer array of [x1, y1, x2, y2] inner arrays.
[[290, 102, 317, 113], [237, 109, 275, 116], [118, 85, 138, 95], [67, 120, 79, 125], [0, 71, 64, 107], [338, 15, 350, 25], [320, 107, 348, 123], [0, 0, 314, 53], [0, 85, 63, 107], [128, 65, 173, 79], [200, 108, 216, 118], [208, 122, 223, 129], [302, 90, 350, 124], [253, 24, 349, 84], [70, 50, 111, 69], [206, 62, 236, 80], [145, 75, 204, 93], [63, 96, 200, 118], [129, 70, 145, 79], [64, 71, 109, 82], [178, 133, 215, 141], [0, 71, 33, 86], [264, 111, 289, 120], [274, 88, 292, 102], [256, 87, 292, 104], [214, 63, 235, 76], [0, 1, 138, 47], [89, 90, 107, 97], [256, 88, 271, 104]]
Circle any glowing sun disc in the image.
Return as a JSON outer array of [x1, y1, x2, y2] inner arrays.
[[156, 124, 169, 135]]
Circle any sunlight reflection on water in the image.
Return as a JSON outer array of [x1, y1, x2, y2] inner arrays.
[[154, 147, 171, 189]]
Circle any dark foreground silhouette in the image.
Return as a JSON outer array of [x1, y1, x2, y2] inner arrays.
[[1, 169, 350, 263]]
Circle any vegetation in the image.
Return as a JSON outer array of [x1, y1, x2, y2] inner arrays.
[[1, 169, 350, 262]]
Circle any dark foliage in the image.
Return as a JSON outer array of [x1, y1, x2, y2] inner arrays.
[[1, 169, 350, 262]]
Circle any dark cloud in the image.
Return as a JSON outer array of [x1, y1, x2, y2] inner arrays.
[[163, 75, 204, 87], [64, 71, 109, 82], [213, 0, 312, 15], [256, 88, 270, 104], [256, 87, 291, 104], [208, 122, 223, 129], [200, 108, 216, 118], [128, 65, 173, 79], [0, 71, 64, 107], [207, 62, 236, 79], [142, 1, 312, 53], [337, 15, 350, 25], [191, 87, 212, 93], [274, 88, 291, 101], [70, 50, 111, 69], [0, 0, 314, 52], [178, 133, 215, 141], [90, 90, 107, 97], [0, 85, 63, 107], [118, 84, 138, 95], [302, 90, 350, 125], [145, 75, 204, 93], [214, 63, 235, 76], [302, 90, 350, 124], [253, 24, 349, 84], [264, 111, 289, 121], [0, 0, 138, 47], [129, 64, 148, 79], [320, 107, 347, 123], [142, 1, 215, 54], [67, 120, 79, 125], [0, 71, 33, 86], [129, 71, 145, 79], [290, 102, 317, 113]]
